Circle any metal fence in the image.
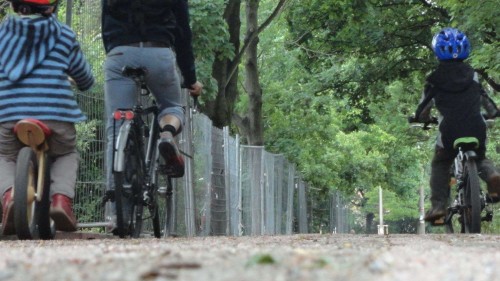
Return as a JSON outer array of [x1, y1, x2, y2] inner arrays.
[[59, 0, 353, 236]]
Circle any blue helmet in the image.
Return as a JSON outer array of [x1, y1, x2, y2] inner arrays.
[[431, 28, 470, 60]]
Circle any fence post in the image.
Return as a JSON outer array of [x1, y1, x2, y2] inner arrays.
[[65, 0, 73, 26], [298, 179, 308, 233], [182, 91, 196, 236]]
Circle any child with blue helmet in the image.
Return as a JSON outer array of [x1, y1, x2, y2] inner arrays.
[[410, 28, 500, 225]]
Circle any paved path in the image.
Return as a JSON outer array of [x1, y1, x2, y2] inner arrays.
[[0, 233, 498, 281]]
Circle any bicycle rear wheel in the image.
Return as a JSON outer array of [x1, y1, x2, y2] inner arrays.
[[36, 156, 55, 240], [132, 134, 161, 238], [14, 147, 53, 240], [149, 146, 161, 238], [462, 159, 481, 233], [114, 128, 145, 238]]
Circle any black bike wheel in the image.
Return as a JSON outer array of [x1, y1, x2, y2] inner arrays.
[[462, 160, 481, 233], [114, 128, 144, 238], [163, 177, 174, 237], [150, 147, 161, 238], [14, 147, 38, 240], [132, 134, 161, 238], [131, 177, 144, 238], [36, 156, 54, 240], [113, 171, 126, 238]]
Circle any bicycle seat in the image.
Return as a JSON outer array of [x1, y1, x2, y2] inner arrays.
[[453, 137, 479, 151], [14, 119, 52, 147], [122, 66, 148, 78]]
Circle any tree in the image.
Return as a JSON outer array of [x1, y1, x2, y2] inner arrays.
[[196, 0, 289, 145]]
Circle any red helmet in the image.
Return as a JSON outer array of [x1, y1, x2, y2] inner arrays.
[[8, 0, 58, 15], [10, 0, 58, 5]]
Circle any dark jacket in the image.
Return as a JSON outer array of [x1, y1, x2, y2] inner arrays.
[[101, 0, 196, 86], [415, 61, 497, 150]]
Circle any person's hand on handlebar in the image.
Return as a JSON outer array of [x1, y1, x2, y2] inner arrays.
[[188, 81, 203, 97], [408, 115, 438, 130], [408, 115, 419, 124]]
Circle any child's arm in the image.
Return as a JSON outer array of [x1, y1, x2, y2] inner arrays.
[[410, 83, 436, 123], [480, 87, 499, 119], [66, 41, 95, 92]]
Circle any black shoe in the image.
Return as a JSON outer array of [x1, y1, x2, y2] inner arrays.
[[424, 204, 446, 225], [158, 131, 185, 178]]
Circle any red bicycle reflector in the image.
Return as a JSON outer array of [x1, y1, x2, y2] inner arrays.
[[113, 111, 122, 120], [124, 111, 134, 120], [113, 110, 134, 120]]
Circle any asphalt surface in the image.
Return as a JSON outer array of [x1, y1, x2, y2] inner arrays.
[[0, 233, 498, 281]]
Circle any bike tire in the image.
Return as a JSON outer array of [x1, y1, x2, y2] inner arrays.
[[114, 128, 144, 238], [113, 171, 126, 238], [131, 178, 144, 238], [131, 131, 161, 238], [150, 146, 161, 238], [163, 177, 174, 237], [14, 147, 38, 240], [462, 159, 481, 233], [36, 156, 55, 240]]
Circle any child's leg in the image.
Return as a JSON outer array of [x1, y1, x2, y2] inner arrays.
[[477, 158, 500, 201], [46, 121, 78, 198], [0, 122, 22, 196], [425, 146, 455, 222], [46, 121, 78, 231]]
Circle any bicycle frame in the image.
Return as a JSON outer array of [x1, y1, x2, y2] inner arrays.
[[112, 102, 160, 187], [445, 145, 490, 233], [14, 119, 50, 202], [110, 66, 163, 238], [13, 119, 54, 239]]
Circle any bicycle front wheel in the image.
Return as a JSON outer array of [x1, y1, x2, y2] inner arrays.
[[462, 159, 481, 233]]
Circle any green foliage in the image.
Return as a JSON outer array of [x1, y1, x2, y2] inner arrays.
[[258, 0, 499, 232], [436, 0, 500, 78], [364, 188, 419, 224], [246, 254, 276, 267], [190, 0, 235, 100]]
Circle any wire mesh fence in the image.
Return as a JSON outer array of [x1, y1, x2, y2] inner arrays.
[[7, 0, 354, 236]]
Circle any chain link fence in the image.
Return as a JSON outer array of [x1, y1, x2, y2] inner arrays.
[[1, 0, 353, 236]]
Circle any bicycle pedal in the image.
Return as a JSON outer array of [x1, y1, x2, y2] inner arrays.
[[158, 186, 167, 196], [157, 186, 172, 197]]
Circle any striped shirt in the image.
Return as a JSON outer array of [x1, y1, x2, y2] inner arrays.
[[0, 14, 94, 123]]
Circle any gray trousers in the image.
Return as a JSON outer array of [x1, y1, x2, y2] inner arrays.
[[0, 121, 78, 198], [103, 46, 184, 190]]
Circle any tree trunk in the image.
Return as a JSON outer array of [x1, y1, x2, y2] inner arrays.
[[243, 0, 263, 145], [207, 0, 289, 142], [205, 1, 241, 128]]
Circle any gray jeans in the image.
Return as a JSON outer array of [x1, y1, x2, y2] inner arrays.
[[0, 121, 78, 198], [103, 46, 184, 190]]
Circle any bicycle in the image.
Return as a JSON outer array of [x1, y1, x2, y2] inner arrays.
[[444, 117, 498, 233], [12, 119, 55, 240], [410, 116, 496, 234], [105, 66, 176, 238]]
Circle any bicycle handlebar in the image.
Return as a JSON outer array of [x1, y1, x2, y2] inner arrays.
[[408, 116, 438, 130], [483, 112, 500, 120]]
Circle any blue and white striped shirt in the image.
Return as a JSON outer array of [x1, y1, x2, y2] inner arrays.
[[0, 14, 94, 123]]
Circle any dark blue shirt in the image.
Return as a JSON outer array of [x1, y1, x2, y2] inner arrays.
[[101, 0, 197, 86]]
